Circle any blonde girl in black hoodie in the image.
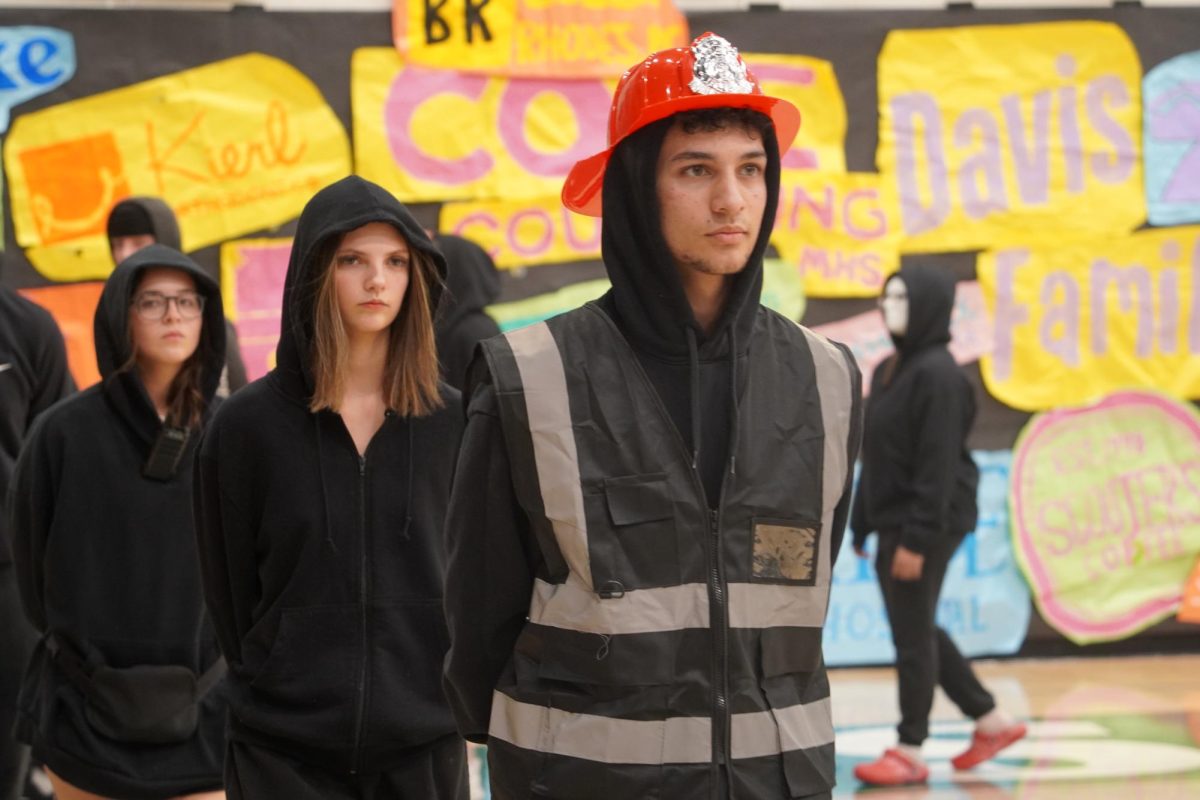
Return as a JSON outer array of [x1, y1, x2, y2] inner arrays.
[[8, 245, 228, 800], [194, 176, 468, 799]]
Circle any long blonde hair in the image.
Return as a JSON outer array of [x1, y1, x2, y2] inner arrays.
[[308, 232, 443, 417]]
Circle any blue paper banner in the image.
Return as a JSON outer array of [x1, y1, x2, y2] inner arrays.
[[0, 27, 75, 133], [1144, 51, 1200, 226]]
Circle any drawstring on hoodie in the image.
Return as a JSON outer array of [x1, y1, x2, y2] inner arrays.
[[401, 419, 413, 539], [728, 324, 739, 477], [313, 410, 412, 548], [686, 324, 743, 483], [313, 415, 339, 553], [686, 327, 702, 471]]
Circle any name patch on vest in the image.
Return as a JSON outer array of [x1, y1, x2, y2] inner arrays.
[[752, 519, 819, 584]]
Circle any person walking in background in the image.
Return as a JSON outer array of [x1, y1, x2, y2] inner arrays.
[[432, 233, 501, 392], [0, 282, 74, 800], [194, 176, 468, 800], [107, 196, 248, 395], [8, 245, 229, 800], [850, 265, 1026, 787], [442, 32, 861, 799]]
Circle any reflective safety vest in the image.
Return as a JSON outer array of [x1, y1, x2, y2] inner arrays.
[[480, 302, 858, 799]]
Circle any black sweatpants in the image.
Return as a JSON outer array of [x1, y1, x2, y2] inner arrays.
[[226, 734, 469, 800], [0, 567, 33, 800], [875, 532, 995, 746]]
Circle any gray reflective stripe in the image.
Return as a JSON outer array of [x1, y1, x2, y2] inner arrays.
[[727, 583, 826, 629], [489, 691, 711, 764], [530, 578, 829, 633], [506, 323, 592, 589], [731, 697, 835, 760], [801, 327, 854, 596], [529, 577, 709, 634], [490, 692, 832, 764]]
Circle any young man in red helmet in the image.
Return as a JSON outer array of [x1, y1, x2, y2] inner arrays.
[[443, 33, 861, 799]]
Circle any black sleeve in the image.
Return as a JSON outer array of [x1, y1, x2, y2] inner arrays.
[[7, 417, 58, 632], [222, 321, 248, 392], [193, 424, 260, 669], [849, 357, 886, 550], [442, 366, 537, 744], [849, 486, 867, 551], [828, 342, 863, 565], [900, 364, 966, 555], [28, 306, 74, 425]]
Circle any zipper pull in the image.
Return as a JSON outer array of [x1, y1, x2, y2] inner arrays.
[[358, 455, 366, 476]]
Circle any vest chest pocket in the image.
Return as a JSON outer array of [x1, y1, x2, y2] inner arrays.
[[584, 473, 682, 591], [750, 517, 821, 585]]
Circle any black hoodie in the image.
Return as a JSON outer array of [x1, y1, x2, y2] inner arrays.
[[433, 233, 501, 392], [8, 245, 227, 799], [849, 265, 979, 555], [194, 176, 464, 774]]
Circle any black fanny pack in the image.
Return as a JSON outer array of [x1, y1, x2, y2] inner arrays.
[[48, 634, 226, 744]]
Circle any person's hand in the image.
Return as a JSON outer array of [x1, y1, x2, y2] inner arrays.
[[891, 545, 924, 581], [854, 545, 867, 558]]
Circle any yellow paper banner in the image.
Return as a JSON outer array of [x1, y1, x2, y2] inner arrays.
[[979, 226, 1200, 411], [755, 53, 846, 176], [439, 194, 601, 268], [878, 21, 1144, 253], [353, 46, 610, 204], [5, 53, 350, 282], [771, 172, 900, 298], [392, 0, 687, 78], [352, 48, 845, 204]]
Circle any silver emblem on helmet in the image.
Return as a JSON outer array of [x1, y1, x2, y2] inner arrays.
[[689, 34, 754, 96]]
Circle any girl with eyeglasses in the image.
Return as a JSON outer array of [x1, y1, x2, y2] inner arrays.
[[194, 176, 468, 799], [8, 245, 229, 800]]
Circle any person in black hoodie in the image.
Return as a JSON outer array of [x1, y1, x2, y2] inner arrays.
[[443, 33, 861, 800], [194, 175, 468, 800], [107, 196, 249, 395], [0, 283, 74, 800], [8, 245, 228, 800], [849, 265, 1026, 786], [432, 233, 501, 392]]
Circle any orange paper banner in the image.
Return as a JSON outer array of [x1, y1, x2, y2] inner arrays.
[[19, 282, 104, 389]]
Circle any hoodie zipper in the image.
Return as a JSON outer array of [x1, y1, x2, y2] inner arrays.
[[350, 453, 370, 775]]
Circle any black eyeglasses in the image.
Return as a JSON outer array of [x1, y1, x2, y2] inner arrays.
[[132, 291, 206, 321]]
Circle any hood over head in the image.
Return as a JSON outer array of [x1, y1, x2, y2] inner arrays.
[[886, 264, 955, 355], [598, 113, 782, 361], [94, 243, 226, 440], [275, 175, 448, 398], [433, 233, 501, 332], [106, 196, 182, 250]]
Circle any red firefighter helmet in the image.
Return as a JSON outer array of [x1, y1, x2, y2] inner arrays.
[[561, 32, 801, 217]]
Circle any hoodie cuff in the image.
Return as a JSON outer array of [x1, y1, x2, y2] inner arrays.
[[899, 525, 931, 556]]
